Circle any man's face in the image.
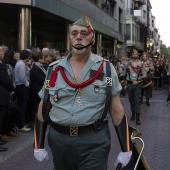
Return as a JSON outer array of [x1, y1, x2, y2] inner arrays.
[[0, 47, 4, 60], [46, 54, 52, 63], [132, 52, 138, 60], [142, 55, 147, 61], [69, 25, 93, 54]]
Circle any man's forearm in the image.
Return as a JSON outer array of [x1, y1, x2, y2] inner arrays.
[[34, 100, 47, 149], [110, 95, 132, 152]]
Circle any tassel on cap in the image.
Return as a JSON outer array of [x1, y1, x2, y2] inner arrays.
[[71, 12, 93, 34]]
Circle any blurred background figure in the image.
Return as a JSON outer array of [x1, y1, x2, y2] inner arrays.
[[13, 52, 20, 62], [42, 48, 52, 70], [30, 51, 46, 115], [153, 60, 163, 90], [116, 56, 127, 96], [14, 50, 31, 131], [49, 49, 60, 62], [0, 46, 14, 151]]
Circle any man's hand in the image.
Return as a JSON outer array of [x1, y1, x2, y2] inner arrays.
[[34, 148, 49, 162], [114, 151, 132, 168], [132, 80, 139, 85]]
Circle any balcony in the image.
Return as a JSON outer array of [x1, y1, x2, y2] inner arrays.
[[125, 8, 134, 15], [134, 0, 146, 5]]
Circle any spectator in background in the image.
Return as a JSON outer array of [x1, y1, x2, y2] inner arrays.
[[49, 49, 57, 62], [13, 52, 20, 62], [15, 50, 31, 131], [0, 46, 14, 151], [153, 60, 163, 90], [30, 51, 46, 114], [42, 48, 52, 70], [2, 49, 18, 139], [56, 50, 61, 60]]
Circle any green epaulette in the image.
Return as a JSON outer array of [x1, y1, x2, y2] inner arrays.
[[49, 60, 59, 67]]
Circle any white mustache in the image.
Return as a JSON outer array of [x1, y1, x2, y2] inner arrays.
[[73, 42, 86, 47]]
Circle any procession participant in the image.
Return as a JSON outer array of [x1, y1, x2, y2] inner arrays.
[[166, 58, 170, 90], [34, 13, 132, 170], [141, 52, 154, 106], [126, 49, 146, 125], [116, 56, 127, 96]]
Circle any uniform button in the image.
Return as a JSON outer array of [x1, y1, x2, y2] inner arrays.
[[71, 114, 74, 116]]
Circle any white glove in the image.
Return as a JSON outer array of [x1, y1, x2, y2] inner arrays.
[[34, 148, 49, 162], [114, 151, 132, 168]]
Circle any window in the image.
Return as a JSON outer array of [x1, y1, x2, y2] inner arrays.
[[143, 10, 146, 18], [126, 24, 131, 40]]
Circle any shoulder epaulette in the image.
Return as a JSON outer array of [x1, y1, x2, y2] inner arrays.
[[49, 60, 59, 67]]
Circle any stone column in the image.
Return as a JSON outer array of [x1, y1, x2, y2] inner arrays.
[[96, 33, 102, 56], [66, 23, 70, 51], [18, 7, 32, 51]]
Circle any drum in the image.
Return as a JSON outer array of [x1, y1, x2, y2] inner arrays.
[[120, 80, 127, 89], [140, 75, 152, 88]]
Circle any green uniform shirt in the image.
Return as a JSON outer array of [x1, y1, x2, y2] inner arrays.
[[39, 52, 121, 125], [142, 60, 153, 74], [126, 59, 146, 81]]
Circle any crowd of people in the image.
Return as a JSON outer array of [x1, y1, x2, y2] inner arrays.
[[115, 51, 170, 125], [0, 45, 68, 152]]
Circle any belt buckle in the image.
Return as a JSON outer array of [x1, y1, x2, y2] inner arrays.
[[70, 125, 78, 136]]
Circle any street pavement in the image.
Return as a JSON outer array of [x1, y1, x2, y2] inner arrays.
[[0, 88, 170, 170]]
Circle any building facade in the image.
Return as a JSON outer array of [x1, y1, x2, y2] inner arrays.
[[0, 0, 125, 57]]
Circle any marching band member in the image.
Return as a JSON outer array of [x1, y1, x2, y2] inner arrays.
[[116, 56, 127, 96], [141, 52, 154, 106], [33, 13, 132, 170], [126, 49, 146, 125]]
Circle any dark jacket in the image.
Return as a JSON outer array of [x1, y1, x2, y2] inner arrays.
[[0, 63, 15, 105], [154, 65, 163, 77], [30, 63, 46, 94]]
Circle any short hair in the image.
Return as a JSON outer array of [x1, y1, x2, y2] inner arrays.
[[32, 51, 43, 62], [49, 49, 56, 54], [42, 48, 50, 57], [3, 49, 15, 64], [20, 50, 30, 60], [133, 49, 138, 54], [32, 47, 41, 54]]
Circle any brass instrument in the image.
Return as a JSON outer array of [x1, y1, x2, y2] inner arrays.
[[116, 127, 150, 170], [120, 80, 127, 89], [140, 75, 153, 88]]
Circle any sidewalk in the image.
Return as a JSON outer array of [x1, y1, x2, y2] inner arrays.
[[0, 88, 170, 170]]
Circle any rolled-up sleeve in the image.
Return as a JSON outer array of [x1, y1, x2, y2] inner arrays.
[[110, 64, 122, 96]]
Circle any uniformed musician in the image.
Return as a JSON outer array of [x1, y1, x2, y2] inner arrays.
[[33, 13, 133, 170], [126, 49, 146, 125], [141, 52, 154, 106], [116, 56, 127, 96]]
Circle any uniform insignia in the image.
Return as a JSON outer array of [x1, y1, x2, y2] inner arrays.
[[49, 60, 59, 67], [53, 90, 59, 102], [94, 85, 99, 93], [90, 69, 104, 81], [106, 77, 112, 86], [45, 80, 50, 89]]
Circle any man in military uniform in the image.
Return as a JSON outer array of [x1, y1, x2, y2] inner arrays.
[[33, 14, 133, 170], [141, 52, 154, 106], [116, 56, 127, 96], [126, 49, 146, 125]]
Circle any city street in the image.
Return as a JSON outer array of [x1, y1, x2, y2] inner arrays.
[[0, 88, 169, 170]]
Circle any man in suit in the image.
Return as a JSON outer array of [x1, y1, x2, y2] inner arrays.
[[0, 46, 15, 152]]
